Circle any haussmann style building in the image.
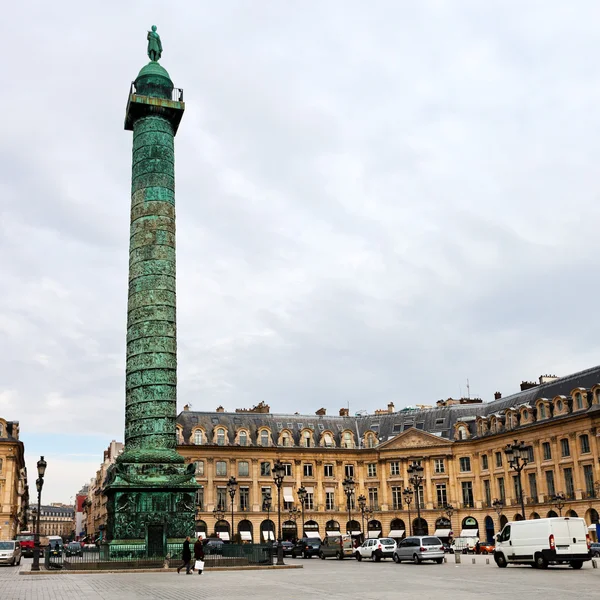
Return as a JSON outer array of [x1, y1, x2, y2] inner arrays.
[[175, 366, 600, 545]]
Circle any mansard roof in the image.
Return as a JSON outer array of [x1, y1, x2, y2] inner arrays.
[[176, 364, 600, 444]]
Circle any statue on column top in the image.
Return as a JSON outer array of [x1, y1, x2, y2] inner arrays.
[[147, 25, 163, 62]]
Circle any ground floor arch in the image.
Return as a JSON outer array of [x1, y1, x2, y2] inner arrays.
[[260, 519, 275, 542], [514, 513, 524, 521], [566, 509, 578, 518], [389, 518, 406, 540], [304, 520, 320, 540], [460, 516, 478, 537], [530, 512, 540, 520], [434, 517, 452, 540], [413, 518, 428, 536], [367, 519, 382, 538], [325, 520, 340, 536], [547, 510, 558, 518], [347, 520, 361, 537], [238, 519, 253, 543], [195, 519, 208, 539], [586, 508, 599, 524], [282, 520, 297, 541], [214, 519, 230, 541], [484, 516, 495, 543]]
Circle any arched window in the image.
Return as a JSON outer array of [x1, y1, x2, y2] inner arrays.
[[281, 432, 290, 447], [343, 432, 353, 449], [217, 429, 225, 446], [176, 427, 183, 444], [538, 404, 546, 419], [261, 430, 269, 446], [458, 426, 468, 440], [194, 461, 204, 475], [0, 422, 3, 437], [194, 430, 203, 445], [366, 433, 376, 448], [575, 392, 584, 410], [303, 431, 312, 448], [0, 458, 3, 473], [239, 431, 248, 446]]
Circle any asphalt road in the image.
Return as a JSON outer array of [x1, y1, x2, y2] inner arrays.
[[0, 555, 598, 599]]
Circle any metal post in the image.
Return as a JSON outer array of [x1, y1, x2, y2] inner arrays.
[[273, 460, 285, 565], [408, 462, 424, 535], [31, 456, 47, 572]]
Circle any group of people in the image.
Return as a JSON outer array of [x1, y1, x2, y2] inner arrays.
[[177, 536, 205, 575]]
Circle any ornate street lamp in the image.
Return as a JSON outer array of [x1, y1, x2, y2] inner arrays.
[[342, 477, 355, 534], [297, 486, 307, 538], [288, 506, 300, 521], [551, 492, 566, 517], [492, 498, 504, 518], [407, 461, 424, 535], [505, 439, 528, 520], [227, 476, 238, 543], [272, 460, 286, 565], [358, 495, 366, 541], [31, 456, 47, 572], [402, 487, 413, 536], [443, 503, 454, 535], [212, 504, 225, 523]]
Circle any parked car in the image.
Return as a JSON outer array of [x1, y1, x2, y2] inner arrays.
[[451, 536, 478, 554], [319, 534, 354, 560], [202, 538, 225, 552], [355, 537, 397, 561], [272, 541, 295, 556], [494, 517, 591, 569], [65, 542, 83, 557], [393, 536, 445, 564], [475, 541, 495, 554], [291, 537, 321, 558], [0, 541, 22, 566], [591, 542, 600, 558], [442, 542, 453, 554]]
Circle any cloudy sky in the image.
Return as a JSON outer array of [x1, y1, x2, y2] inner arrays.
[[2, 1, 600, 504]]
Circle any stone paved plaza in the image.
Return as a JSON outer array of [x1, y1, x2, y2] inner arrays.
[[1, 556, 599, 600]]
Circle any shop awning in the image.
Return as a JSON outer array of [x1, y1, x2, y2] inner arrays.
[[326, 530, 340, 536], [367, 530, 381, 538], [588, 525, 598, 531], [388, 529, 405, 537], [283, 487, 294, 503], [434, 529, 452, 537], [350, 530, 361, 536], [305, 531, 321, 539], [219, 532, 230, 541], [264, 531, 275, 540], [459, 529, 478, 537], [240, 531, 252, 541]]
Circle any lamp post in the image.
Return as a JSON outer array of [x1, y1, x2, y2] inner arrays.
[[212, 503, 225, 537], [403, 487, 413, 536], [444, 503, 454, 536], [272, 460, 286, 565], [297, 486, 306, 538], [342, 477, 355, 534], [358, 495, 366, 541], [505, 439, 528, 520], [407, 461, 424, 535], [551, 493, 566, 517], [31, 456, 47, 572], [227, 476, 238, 543], [263, 492, 272, 542]]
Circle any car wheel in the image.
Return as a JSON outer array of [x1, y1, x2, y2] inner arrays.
[[392, 553, 400, 564], [495, 553, 507, 568], [482, 550, 488, 555], [337, 551, 343, 560], [413, 554, 421, 565], [355, 552, 362, 561], [570, 560, 583, 570], [436, 557, 444, 564], [534, 553, 548, 569], [17, 557, 21, 565], [319, 552, 325, 560], [291, 552, 296, 558], [593, 551, 600, 558]]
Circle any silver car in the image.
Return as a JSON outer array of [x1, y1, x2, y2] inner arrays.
[[393, 535, 445, 564], [0, 541, 22, 566]]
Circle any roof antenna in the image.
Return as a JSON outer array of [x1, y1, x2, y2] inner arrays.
[[466, 379, 470, 400]]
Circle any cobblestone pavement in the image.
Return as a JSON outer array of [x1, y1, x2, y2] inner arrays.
[[1, 556, 599, 600]]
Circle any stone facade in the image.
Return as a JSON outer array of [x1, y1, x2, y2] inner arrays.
[[35, 504, 74, 538], [176, 366, 600, 543], [0, 418, 28, 540]]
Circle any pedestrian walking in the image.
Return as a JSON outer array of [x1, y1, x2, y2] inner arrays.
[[177, 536, 192, 574], [193, 537, 205, 575]]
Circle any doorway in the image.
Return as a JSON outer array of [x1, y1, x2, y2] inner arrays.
[[147, 524, 165, 557]]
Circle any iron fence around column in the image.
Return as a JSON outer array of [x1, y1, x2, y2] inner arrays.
[[45, 542, 274, 570]]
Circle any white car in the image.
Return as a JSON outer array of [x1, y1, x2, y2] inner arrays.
[[355, 538, 397, 561], [0, 541, 22, 566]]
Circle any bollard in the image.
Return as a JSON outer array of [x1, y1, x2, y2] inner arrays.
[[472, 558, 476, 564], [486, 558, 490, 565], [444, 556, 447, 563], [455, 552, 461, 564], [592, 559, 597, 569]]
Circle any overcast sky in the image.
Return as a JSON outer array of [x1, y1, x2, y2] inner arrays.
[[2, 1, 600, 505]]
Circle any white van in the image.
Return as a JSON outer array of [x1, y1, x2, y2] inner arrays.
[[494, 517, 591, 569]]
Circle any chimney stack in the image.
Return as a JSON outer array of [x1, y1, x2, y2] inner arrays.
[[388, 402, 395, 413], [339, 408, 349, 417], [494, 392, 502, 400], [216, 405, 225, 413], [316, 408, 326, 416]]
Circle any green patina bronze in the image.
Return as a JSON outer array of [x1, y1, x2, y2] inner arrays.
[[105, 27, 197, 552]]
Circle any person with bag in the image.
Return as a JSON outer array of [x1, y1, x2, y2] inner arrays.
[[177, 536, 192, 574], [193, 537, 205, 575]]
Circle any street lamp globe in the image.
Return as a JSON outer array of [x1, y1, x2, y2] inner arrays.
[[37, 456, 47, 478]]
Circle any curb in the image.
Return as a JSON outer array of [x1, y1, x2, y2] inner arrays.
[[20, 564, 303, 575]]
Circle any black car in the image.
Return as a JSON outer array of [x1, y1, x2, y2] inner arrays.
[[202, 538, 225, 552], [292, 537, 321, 558], [65, 542, 83, 557], [591, 542, 600, 558], [272, 541, 295, 556]]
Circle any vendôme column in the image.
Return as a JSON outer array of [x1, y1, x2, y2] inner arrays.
[[106, 27, 197, 550]]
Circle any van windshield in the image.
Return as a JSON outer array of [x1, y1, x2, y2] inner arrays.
[[0, 542, 14, 550]]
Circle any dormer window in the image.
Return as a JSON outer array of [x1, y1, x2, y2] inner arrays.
[[261, 430, 269, 446], [303, 431, 312, 448], [281, 432, 291, 447], [217, 429, 226, 446], [194, 430, 203, 445], [239, 431, 248, 446], [539, 404, 546, 419], [575, 392, 584, 410], [556, 399, 563, 412], [343, 431, 354, 449]]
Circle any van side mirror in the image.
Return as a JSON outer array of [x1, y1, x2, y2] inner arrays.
[[495, 533, 500, 542]]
